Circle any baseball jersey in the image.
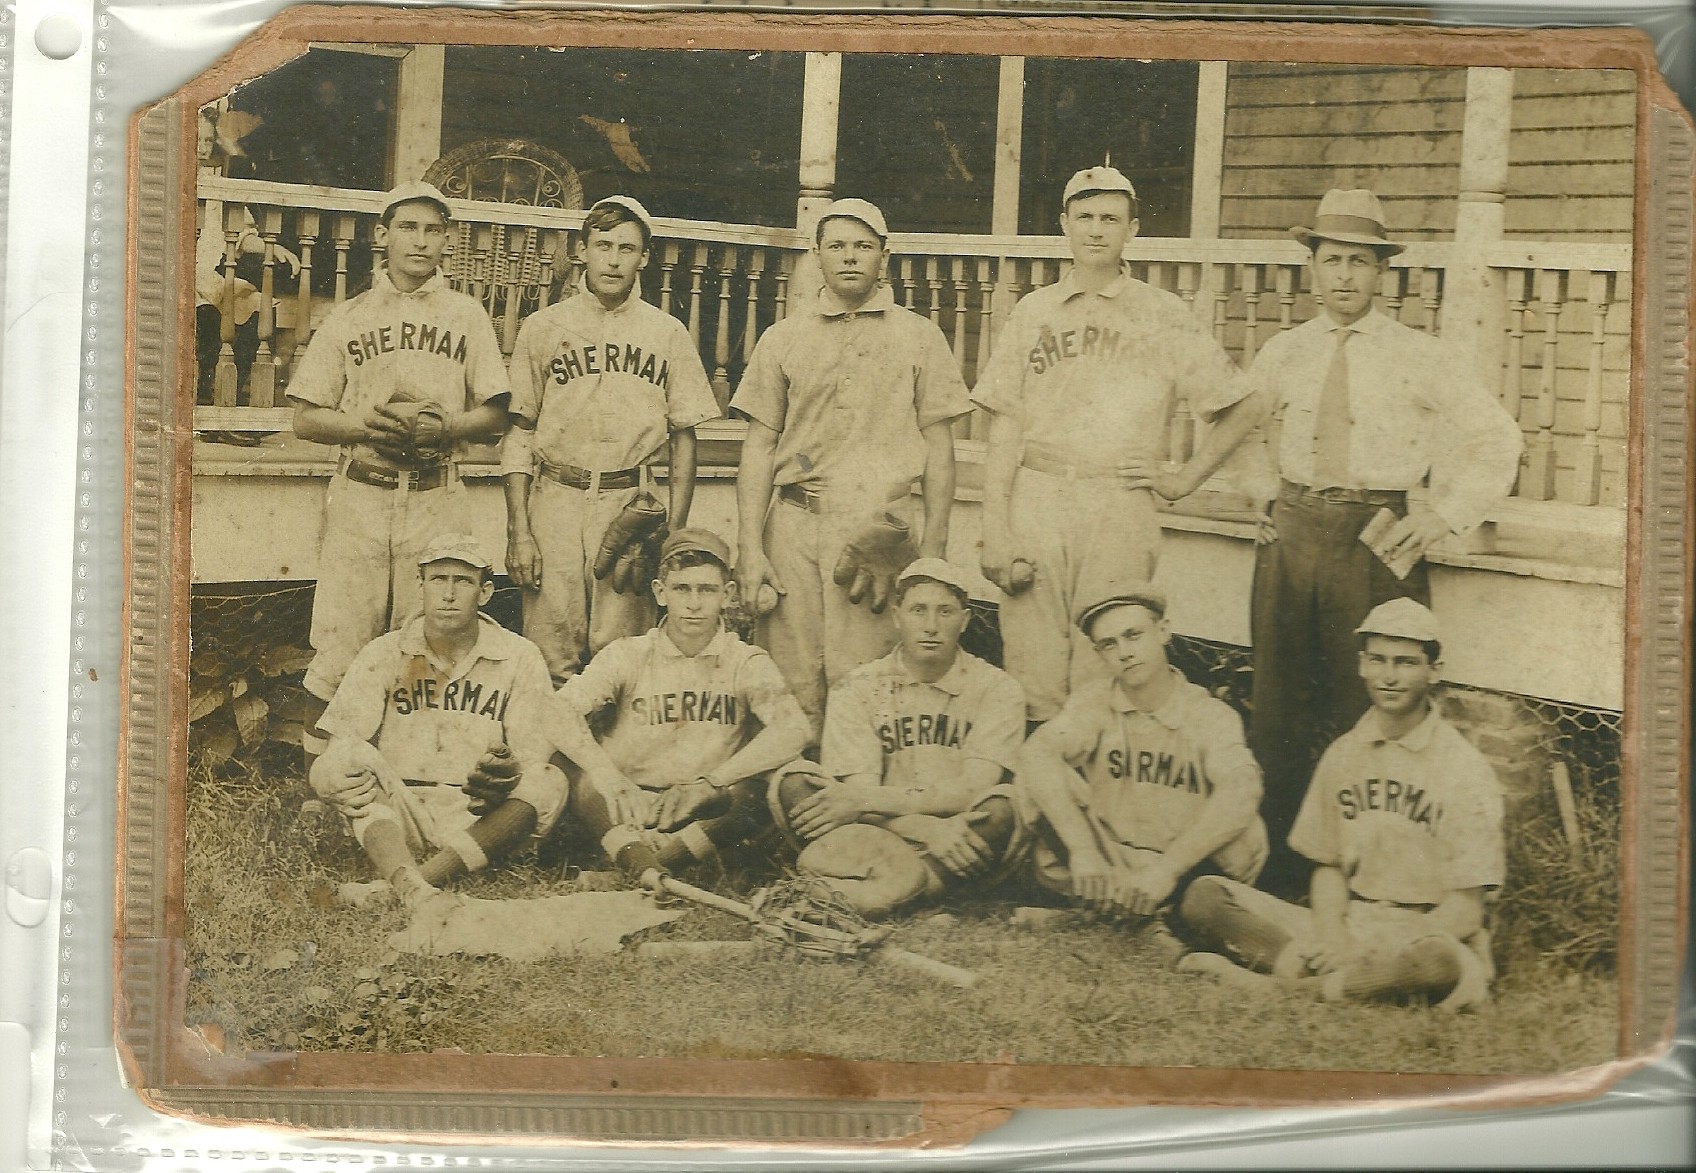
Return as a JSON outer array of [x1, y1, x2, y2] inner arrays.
[[1290, 705, 1506, 907], [730, 284, 972, 499], [821, 646, 1026, 792], [318, 615, 556, 789], [1245, 310, 1522, 533], [1028, 668, 1262, 852], [971, 268, 1245, 472], [504, 283, 719, 472], [555, 625, 804, 790], [286, 269, 510, 463]]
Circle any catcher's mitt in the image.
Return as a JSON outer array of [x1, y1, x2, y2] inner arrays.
[[831, 509, 918, 613], [464, 745, 522, 815], [593, 491, 668, 586], [610, 528, 665, 596]]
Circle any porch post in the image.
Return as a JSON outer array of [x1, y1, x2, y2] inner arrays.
[[1447, 68, 1514, 388], [991, 56, 1025, 235], [788, 51, 842, 314], [796, 51, 843, 234], [393, 44, 446, 183], [1188, 62, 1229, 335]]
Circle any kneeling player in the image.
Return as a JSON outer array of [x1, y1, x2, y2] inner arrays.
[[310, 535, 567, 908], [1177, 598, 1503, 1010], [1017, 583, 1267, 924], [550, 527, 811, 874], [771, 559, 1027, 916]]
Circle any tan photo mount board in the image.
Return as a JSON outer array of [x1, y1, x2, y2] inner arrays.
[[121, 5, 1693, 1148]]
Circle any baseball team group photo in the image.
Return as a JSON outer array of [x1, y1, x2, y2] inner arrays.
[[177, 29, 1633, 1076]]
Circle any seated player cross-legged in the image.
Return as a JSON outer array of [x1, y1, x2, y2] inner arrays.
[[1016, 582, 1267, 926], [771, 559, 1028, 916], [548, 527, 812, 876], [1178, 598, 1504, 1010], [309, 535, 567, 909]]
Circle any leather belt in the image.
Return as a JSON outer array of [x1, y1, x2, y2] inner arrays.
[[778, 483, 823, 513], [1020, 448, 1122, 481], [343, 458, 450, 492], [539, 461, 640, 491], [1281, 479, 1406, 508]]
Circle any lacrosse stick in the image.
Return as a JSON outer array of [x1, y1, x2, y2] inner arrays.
[[636, 869, 981, 989]]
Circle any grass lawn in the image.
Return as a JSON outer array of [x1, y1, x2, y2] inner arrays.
[[183, 751, 1620, 1075]]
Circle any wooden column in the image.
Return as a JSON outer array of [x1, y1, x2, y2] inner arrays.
[[789, 51, 843, 314], [393, 44, 446, 183], [1446, 67, 1514, 386], [1188, 62, 1229, 334], [991, 56, 1025, 236]]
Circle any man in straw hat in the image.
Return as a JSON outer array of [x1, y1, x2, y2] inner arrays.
[[1129, 188, 1521, 896], [973, 165, 1245, 725], [1175, 597, 1503, 1012]]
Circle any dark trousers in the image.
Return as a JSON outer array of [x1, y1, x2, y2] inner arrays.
[[1249, 486, 1429, 896]]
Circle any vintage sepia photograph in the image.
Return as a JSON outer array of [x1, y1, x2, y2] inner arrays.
[[150, 10, 1663, 1112]]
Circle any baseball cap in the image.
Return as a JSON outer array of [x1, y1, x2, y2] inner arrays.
[[659, 526, 731, 569], [817, 197, 889, 241], [896, 558, 973, 599], [1355, 597, 1440, 644], [588, 194, 656, 239], [382, 180, 452, 223], [1074, 581, 1168, 634], [1062, 165, 1137, 208], [417, 533, 491, 571]]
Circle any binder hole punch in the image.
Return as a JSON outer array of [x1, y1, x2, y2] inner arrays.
[[32, 10, 82, 60]]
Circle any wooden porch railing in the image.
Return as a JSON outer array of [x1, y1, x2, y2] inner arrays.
[[195, 177, 1632, 508]]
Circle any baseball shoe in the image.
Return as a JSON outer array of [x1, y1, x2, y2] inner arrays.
[[390, 867, 440, 911]]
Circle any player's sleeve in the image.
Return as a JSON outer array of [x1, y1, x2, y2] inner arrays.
[[1422, 337, 1524, 536], [819, 677, 884, 780], [1194, 697, 1263, 806], [738, 648, 810, 742], [967, 298, 1030, 421], [462, 303, 512, 409], [727, 326, 789, 431], [316, 638, 393, 744], [912, 320, 973, 430], [959, 671, 1027, 775], [1439, 743, 1508, 891], [504, 315, 546, 426], [554, 639, 628, 719], [1287, 741, 1345, 867], [662, 317, 722, 431], [284, 311, 350, 409], [1021, 685, 1101, 771], [1173, 306, 1248, 422], [503, 643, 560, 780]]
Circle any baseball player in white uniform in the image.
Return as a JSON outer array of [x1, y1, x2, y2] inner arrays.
[[732, 198, 973, 739], [1177, 598, 1504, 1010], [1016, 582, 1267, 923], [770, 559, 1028, 915], [290, 181, 512, 776], [308, 535, 567, 908], [502, 195, 720, 684], [547, 527, 811, 876], [974, 167, 1245, 723]]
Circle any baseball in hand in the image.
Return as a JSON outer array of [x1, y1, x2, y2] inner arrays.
[[752, 583, 781, 616]]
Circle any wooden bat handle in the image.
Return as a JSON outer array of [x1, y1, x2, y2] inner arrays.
[[876, 947, 980, 990]]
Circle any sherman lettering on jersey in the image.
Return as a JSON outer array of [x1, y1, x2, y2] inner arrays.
[[630, 689, 740, 726], [548, 342, 670, 388], [343, 320, 471, 367]]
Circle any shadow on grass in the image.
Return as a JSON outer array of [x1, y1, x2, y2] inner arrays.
[[183, 750, 1621, 1074]]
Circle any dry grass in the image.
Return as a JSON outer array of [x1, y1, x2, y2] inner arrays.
[[183, 750, 1620, 1075]]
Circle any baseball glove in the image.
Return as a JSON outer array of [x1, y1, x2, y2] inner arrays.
[[464, 745, 522, 816], [380, 389, 451, 463], [831, 509, 919, 613], [593, 491, 668, 584]]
